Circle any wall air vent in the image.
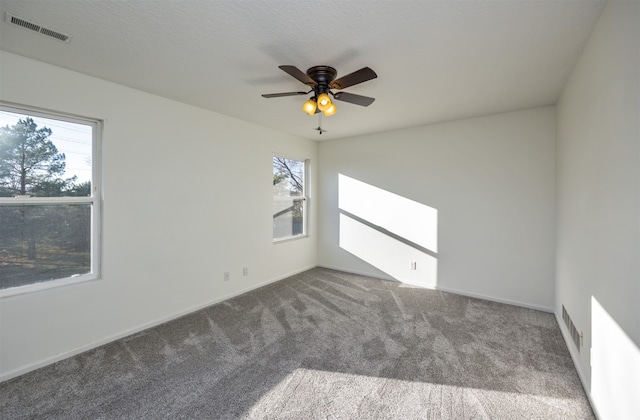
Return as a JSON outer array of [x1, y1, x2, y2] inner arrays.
[[562, 304, 582, 352], [4, 13, 71, 43]]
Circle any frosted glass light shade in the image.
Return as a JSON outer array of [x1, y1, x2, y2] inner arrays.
[[317, 93, 332, 111], [323, 103, 337, 116], [302, 98, 317, 115]]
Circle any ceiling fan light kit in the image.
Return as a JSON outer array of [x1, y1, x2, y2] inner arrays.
[[262, 65, 377, 122]]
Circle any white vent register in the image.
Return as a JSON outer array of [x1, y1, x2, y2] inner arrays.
[[5, 12, 71, 43]]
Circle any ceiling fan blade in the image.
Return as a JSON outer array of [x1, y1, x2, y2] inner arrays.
[[279, 65, 317, 87], [332, 91, 375, 107], [330, 67, 377, 90], [262, 91, 308, 98]]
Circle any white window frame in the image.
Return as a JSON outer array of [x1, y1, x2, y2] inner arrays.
[[0, 102, 102, 297], [272, 155, 309, 243]]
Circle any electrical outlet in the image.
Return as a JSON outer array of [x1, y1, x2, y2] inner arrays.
[[243, 267, 248, 276], [223, 272, 230, 281], [410, 261, 417, 270]]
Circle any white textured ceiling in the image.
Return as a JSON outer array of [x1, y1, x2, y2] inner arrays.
[[0, 0, 606, 141]]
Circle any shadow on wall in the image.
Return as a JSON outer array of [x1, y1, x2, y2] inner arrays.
[[338, 174, 438, 287]]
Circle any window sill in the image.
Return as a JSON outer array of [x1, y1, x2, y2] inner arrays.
[[0, 273, 100, 298], [273, 234, 308, 244]]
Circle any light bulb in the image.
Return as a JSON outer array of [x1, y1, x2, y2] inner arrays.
[[302, 98, 317, 115], [317, 93, 332, 111], [323, 103, 337, 117]]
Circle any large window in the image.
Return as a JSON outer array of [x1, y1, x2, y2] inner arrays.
[[273, 156, 307, 241], [0, 103, 101, 296]]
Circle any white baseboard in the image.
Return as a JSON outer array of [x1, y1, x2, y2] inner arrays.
[[435, 284, 554, 313], [0, 264, 316, 383], [318, 264, 393, 281], [554, 312, 600, 419], [318, 264, 553, 313]]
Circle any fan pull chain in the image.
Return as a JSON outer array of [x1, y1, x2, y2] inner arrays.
[[316, 112, 325, 134]]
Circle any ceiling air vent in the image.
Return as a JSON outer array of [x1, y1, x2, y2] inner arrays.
[[4, 12, 71, 43]]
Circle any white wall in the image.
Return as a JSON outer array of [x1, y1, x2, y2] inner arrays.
[[318, 107, 556, 311], [556, 0, 640, 418], [0, 51, 318, 380]]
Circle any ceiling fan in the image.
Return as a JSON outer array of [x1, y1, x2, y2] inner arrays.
[[262, 65, 377, 117]]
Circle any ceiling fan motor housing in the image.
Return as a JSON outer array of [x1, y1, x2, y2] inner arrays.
[[307, 66, 337, 94]]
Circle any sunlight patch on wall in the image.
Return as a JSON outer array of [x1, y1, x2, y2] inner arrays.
[[339, 214, 437, 287], [339, 174, 438, 252], [338, 174, 438, 287], [591, 296, 640, 419]]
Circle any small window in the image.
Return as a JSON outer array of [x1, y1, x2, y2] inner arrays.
[[273, 156, 307, 241], [0, 103, 101, 296]]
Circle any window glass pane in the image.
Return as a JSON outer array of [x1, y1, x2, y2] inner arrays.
[[0, 205, 91, 289], [0, 111, 92, 197], [273, 157, 304, 197], [273, 199, 304, 239], [273, 156, 307, 241]]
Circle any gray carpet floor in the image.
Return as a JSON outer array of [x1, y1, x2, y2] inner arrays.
[[1, 267, 593, 419]]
